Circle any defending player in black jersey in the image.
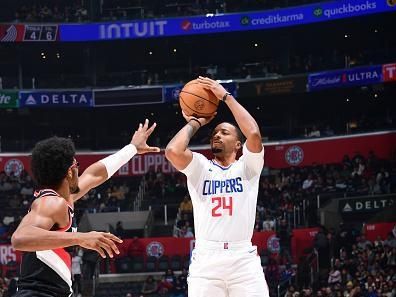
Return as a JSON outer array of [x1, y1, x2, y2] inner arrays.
[[12, 120, 159, 297]]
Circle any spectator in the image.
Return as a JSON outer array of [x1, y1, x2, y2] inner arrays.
[[357, 235, 372, 250], [328, 267, 341, 285], [72, 247, 83, 297], [158, 269, 176, 295], [141, 275, 158, 295], [115, 221, 125, 238], [179, 195, 193, 215]]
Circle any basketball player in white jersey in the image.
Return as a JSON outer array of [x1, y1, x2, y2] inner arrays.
[[165, 76, 269, 297]]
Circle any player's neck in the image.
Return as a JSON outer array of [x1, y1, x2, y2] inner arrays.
[[54, 181, 71, 201], [213, 154, 236, 167]]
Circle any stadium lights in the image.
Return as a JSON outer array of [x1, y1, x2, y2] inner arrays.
[[149, 51, 153, 55], [173, 48, 177, 53], [254, 43, 258, 47], [344, 34, 349, 38], [346, 98, 350, 102]]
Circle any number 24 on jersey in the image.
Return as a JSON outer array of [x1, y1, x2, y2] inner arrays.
[[211, 196, 233, 217]]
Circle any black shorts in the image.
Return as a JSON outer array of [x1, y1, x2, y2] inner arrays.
[[14, 289, 70, 297]]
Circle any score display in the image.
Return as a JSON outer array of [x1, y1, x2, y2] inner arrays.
[[0, 24, 58, 42], [23, 25, 58, 41]]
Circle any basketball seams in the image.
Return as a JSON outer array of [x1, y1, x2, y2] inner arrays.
[[180, 95, 216, 116], [180, 90, 219, 107]]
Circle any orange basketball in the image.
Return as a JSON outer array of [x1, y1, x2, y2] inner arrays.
[[179, 79, 219, 118]]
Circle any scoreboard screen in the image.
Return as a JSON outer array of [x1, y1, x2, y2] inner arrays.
[[24, 25, 58, 41], [0, 24, 58, 42]]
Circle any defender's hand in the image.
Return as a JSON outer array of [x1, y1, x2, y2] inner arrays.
[[131, 119, 160, 154], [77, 231, 122, 258]]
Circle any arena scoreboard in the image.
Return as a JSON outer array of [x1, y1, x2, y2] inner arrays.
[[0, 24, 58, 42]]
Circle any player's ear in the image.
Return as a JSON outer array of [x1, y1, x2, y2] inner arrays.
[[67, 168, 73, 180], [235, 141, 242, 151]]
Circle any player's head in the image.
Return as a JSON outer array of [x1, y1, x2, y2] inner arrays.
[[210, 122, 244, 156], [31, 136, 80, 194]]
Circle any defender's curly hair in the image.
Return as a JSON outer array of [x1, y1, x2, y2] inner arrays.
[[31, 137, 75, 188]]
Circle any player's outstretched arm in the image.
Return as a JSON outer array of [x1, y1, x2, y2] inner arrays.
[[71, 119, 160, 202], [165, 111, 215, 171], [198, 76, 262, 153], [11, 197, 122, 258]]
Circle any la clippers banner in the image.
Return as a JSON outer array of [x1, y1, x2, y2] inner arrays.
[[19, 90, 94, 108], [308, 64, 383, 91], [383, 63, 396, 82], [266, 131, 396, 168], [364, 222, 396, 242], [1, 131, 395, 176], [59, 0, 395, 42], [0, 244, 21, 265], [114, 232, 276, 260]]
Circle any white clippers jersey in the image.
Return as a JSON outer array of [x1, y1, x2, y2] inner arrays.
[[180, 143, 264, 242]]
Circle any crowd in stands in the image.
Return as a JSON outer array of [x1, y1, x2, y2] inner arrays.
[[279, 226, 396, 297], [4, 0, 330, 23]]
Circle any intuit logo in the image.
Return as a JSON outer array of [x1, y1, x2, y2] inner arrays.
[[180, 19, 230, 31]]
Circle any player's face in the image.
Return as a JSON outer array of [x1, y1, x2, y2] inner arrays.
[[68, 159, 80, 194], [210, 123, 241, 155]]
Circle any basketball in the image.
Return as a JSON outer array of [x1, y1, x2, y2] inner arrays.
[[179, 79, 219, 118]]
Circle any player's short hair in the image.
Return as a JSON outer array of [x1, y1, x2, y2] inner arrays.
[[31, 137, 75, 188], [213, 122, 245, 143]]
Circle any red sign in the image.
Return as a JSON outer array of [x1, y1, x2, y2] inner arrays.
[[0, 25, 25, 42], [383, 63, 396, 82], [291, 227, 319, 262], [1, 131, 395, 176], [364, 222, 396, 241]]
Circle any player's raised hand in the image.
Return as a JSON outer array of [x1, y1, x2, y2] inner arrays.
[[131, 119, 160, 154], [182, 110, 216, 127], [77, 231, 122, 258], [197, 76, 228, 100]]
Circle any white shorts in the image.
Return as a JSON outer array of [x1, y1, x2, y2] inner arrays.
[[188, 239, 269, 297]]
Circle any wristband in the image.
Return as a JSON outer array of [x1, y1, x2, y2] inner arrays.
[[99, 144, 137, 179], [221, 92, 231, 102], [189, 118, 202, 128]]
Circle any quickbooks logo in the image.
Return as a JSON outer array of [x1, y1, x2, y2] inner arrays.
[[313, 7, 323, 17], [240, 16, 250, 25], [321, 1, 377, 18]]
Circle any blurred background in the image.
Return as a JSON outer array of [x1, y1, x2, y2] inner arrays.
[[0, 0, 395, 296]]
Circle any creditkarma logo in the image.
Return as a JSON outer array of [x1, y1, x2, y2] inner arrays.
[[316, 1, 377, 18], [180, 19, 231, 31]]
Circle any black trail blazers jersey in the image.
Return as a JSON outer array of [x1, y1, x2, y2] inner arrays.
[[17, 189, 77, 297]]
